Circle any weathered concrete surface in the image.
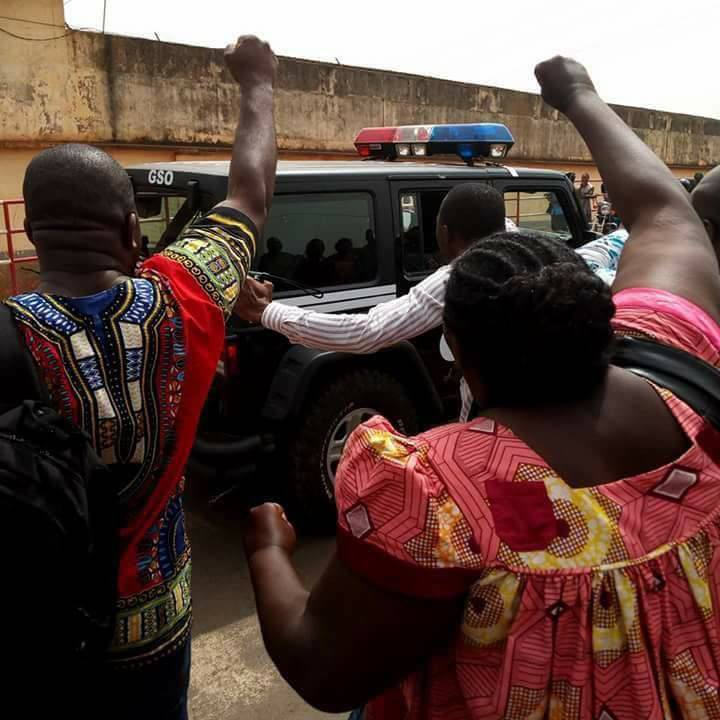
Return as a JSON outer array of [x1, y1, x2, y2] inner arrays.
[[2, 0, 65, 28], [3, 27, 720, 168]]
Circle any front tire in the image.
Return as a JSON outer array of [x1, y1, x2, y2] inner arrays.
[[288, 368, 418, 530]]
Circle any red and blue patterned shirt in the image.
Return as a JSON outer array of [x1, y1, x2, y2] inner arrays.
[[6, 207, 255, 666]]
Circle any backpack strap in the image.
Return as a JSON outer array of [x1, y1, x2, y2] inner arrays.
[[0, 303, 48, 406], [612, 336, 720, 429]]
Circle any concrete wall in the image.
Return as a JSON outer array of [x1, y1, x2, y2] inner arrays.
[[1, 0, 65, 28], [2, 4, 718, 225], [3, 27, 720, 166]]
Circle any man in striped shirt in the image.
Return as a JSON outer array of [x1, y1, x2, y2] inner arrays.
[[235, 183, 626, 422]]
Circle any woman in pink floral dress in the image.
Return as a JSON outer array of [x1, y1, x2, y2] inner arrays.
[[241, 57, 720, 720]]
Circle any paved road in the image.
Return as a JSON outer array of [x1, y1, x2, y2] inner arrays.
[[186, 496, 342, 720]]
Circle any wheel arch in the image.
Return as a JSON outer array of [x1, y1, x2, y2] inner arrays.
[[261, 342, 443, 427]]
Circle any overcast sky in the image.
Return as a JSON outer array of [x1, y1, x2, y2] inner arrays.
[[65, 0, 720, 120]]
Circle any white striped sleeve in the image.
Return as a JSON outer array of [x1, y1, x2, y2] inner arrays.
[[261, 266, 450, 354]]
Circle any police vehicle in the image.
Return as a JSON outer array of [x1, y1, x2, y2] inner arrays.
[[127, 123, 595, 526]]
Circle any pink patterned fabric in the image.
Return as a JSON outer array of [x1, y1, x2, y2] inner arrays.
[[335, 290, 720, 719], [613, 287, 720, 362]]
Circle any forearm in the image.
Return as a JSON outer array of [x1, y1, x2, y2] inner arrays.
[[566, 92, 692, 229], [264, 303, 433, 354], [227, 84, 277, 219], [247, 547, 313, 686], [248, 547, 372, 712], [262, 271, 447, 353], [263, 304, 381, 352]]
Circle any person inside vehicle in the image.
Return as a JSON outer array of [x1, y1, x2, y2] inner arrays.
[[259, 236, 297, 277], [294, 237, 327, 286], [235, 183, 627, 422], [325, 236, 358, 284], [5, 35, 277, 719], [400, 223, 425, 272], [242, 56, 720, 720]]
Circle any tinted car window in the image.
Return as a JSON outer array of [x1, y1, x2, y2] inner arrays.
[[257, 193, 376, 289]]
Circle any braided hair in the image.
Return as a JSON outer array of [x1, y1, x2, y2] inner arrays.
[[443, 232, 616, 407]]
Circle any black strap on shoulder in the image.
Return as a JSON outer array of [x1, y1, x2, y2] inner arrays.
[[612, 336, 720, 429], [0, 303, 47, 406]]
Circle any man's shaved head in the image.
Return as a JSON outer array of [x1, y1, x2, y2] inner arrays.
[[23, 144, 135, 232], [22, 144, 141, 283]]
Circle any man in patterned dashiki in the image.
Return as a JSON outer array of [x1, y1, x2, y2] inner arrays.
[[6, 35, 277, 720], [240, 57, 720, 719]]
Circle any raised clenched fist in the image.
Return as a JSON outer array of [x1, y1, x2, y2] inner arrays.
[[224, 35, 278, 89], [243, 503, 297, 558], [534, 56, 597, 115]]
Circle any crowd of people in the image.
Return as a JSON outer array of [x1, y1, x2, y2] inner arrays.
[[5, 33, 720, 720], [569, 170, 707, 236]]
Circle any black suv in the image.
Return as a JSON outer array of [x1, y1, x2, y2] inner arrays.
[[126, 158, 593, 524]]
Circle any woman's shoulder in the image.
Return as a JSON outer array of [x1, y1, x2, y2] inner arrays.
[[335, 416, 510, 550], [336, 416, 497, 490], [335, 415, 442, 505], [335, 416, 498, 598], [336, 414, 522, 498]]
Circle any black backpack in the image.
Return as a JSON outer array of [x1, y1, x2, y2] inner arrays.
[[0, 304, 118, 676]]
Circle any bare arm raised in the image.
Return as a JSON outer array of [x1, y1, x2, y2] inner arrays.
[[146, 36, 277, 318], [535, 57, 720, 323], [217, 35, 278, 234]]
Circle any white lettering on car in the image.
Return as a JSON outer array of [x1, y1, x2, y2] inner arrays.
[[147, 169, 174, 186]]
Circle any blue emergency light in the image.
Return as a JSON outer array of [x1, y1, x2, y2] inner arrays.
[[354, 123, 514, 164]]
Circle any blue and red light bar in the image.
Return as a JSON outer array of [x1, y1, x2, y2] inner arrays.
[[354, 123, 514, 164]]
